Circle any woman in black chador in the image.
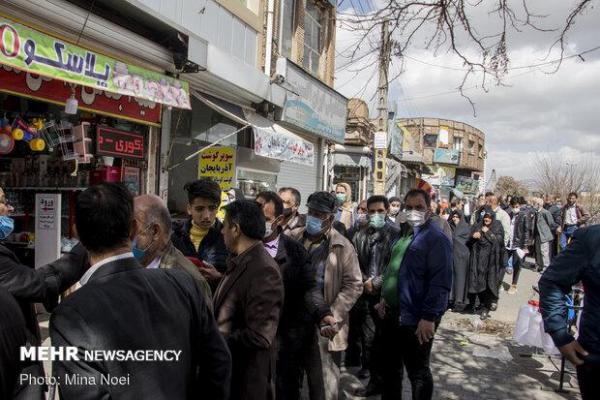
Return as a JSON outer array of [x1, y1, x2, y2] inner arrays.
[[467, 211, 505, 319], [448, 210, 471, 311]]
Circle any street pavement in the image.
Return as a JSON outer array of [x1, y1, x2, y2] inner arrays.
[[338, 263, 582, 400]]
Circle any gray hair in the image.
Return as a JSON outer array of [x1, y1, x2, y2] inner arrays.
[[136, 195, 172, 236]]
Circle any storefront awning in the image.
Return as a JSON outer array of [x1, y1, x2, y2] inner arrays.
[[0, 15, 191, 109], [333, 153, 371, 169], [192, 91, 315, 166]]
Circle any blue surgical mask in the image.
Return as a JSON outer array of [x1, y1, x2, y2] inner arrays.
[[132, 225, 154, 262], [132, 239, 149, 261], [0, 216, 14, 239], [336, 193, 346, 204], [369, 213, 386, 229], [306, 215, 325, 236]]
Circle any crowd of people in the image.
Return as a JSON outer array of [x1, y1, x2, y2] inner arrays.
[[0, 179, 596, 400]]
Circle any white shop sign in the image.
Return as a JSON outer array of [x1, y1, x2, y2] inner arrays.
[[35, 193, 61, 269]]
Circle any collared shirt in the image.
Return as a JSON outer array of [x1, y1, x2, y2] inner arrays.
[[263, 235, 280, 258], [565, 205, 578, 225], [147, 257, 161, 269], [79, 252, 134, 286]]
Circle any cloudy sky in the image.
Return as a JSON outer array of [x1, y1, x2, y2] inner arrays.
[[334, 0, 600, 185]]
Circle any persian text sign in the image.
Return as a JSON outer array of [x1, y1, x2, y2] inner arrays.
[[0, 16, 190, 109], [253, 127, 314, 166], [0, 65, 161, 125], [198, 147, 235, 190]]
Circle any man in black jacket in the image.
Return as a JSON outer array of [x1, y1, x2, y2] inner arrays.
[[256, 191, 333, 400], [0, 187, 89, 399], [506, 197, 531, 294], [172, 179, 228, 286], [0, 286, 27, 399], [351, 195, 400, 396], [50, 183, 231, 400]]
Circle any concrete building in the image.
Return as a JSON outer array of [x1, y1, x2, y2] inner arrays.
[[397, 117, 486, 198]]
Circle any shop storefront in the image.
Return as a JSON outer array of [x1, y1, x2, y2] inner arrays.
[[0, 15, 190, 267], [166, 91, 316, 215]]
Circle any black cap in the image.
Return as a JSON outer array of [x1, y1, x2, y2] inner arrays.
[[306, 191, 336, 214]]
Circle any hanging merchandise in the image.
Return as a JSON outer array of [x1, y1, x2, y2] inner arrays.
[[0, 132, 15, 154], [0, 117, 14, 154]]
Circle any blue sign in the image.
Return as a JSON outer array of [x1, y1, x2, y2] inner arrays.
[[276, 58, 348, 143], [433, 148, 460, 164]]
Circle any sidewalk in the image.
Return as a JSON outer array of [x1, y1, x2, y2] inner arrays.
[[340, 266, 582, 399]]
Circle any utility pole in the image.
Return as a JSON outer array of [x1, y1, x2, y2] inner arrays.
[[373, 19, 391, 195]]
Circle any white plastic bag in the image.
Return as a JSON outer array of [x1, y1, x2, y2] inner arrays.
[[514, 303, 537, 344]]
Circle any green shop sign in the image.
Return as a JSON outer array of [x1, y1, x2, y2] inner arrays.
[[0, 16, 191, 109]]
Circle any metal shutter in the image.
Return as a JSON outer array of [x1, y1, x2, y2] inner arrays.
[[277, 138, 321, 213]]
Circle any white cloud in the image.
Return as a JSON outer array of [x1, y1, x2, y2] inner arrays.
[[335, 0, 600, 183]]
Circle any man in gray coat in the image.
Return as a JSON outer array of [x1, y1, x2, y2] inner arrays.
[[534, 198, 557, 272]]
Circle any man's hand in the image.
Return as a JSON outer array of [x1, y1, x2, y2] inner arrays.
[[415, 319, 435, 345], [559, 340, 588, 366], [473, 232, 482, 240], [198, 262, 223, 284], [364, 278, 374, 295], [320, 315, 338, 339], [374, 300, 386, 319]]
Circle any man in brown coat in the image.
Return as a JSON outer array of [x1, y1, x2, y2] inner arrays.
[[214, 200, 284, 400], [300, 191, 363, 400]]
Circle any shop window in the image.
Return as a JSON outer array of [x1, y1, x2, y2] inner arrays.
[[304, 1, 323, 76], [423, 134, 437, 148], [280, 0, 296, 59]]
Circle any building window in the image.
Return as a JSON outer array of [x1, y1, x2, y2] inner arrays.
[[304, 1, 323, 76], [280, 0, 295, 58], [453, 137, 463, 152], [468, 139, 475, 154]]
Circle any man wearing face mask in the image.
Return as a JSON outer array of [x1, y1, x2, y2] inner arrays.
[[351, 195, 400, 396], [347, 200, 369, 240], [300, 191, 363, 400], [214, 200, 283, 400], [133, 194, 212, 304], [0, 187, 89, 399], [279, 187, 306, 241], [395, 189, 453, 400], [387, 197, 403, 223], [255, 191, 333, 400]]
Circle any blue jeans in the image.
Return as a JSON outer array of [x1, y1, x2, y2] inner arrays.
[[560, 225, 578, 250]]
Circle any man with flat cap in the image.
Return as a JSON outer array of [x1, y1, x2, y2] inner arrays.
[[296, 191, 363, 400]]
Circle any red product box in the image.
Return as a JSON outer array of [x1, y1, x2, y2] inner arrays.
[[90, 166, 122, 186]]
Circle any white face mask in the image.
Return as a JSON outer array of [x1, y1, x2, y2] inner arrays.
[[389, 206, 401, 216], [406, 210, 427, 227]]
